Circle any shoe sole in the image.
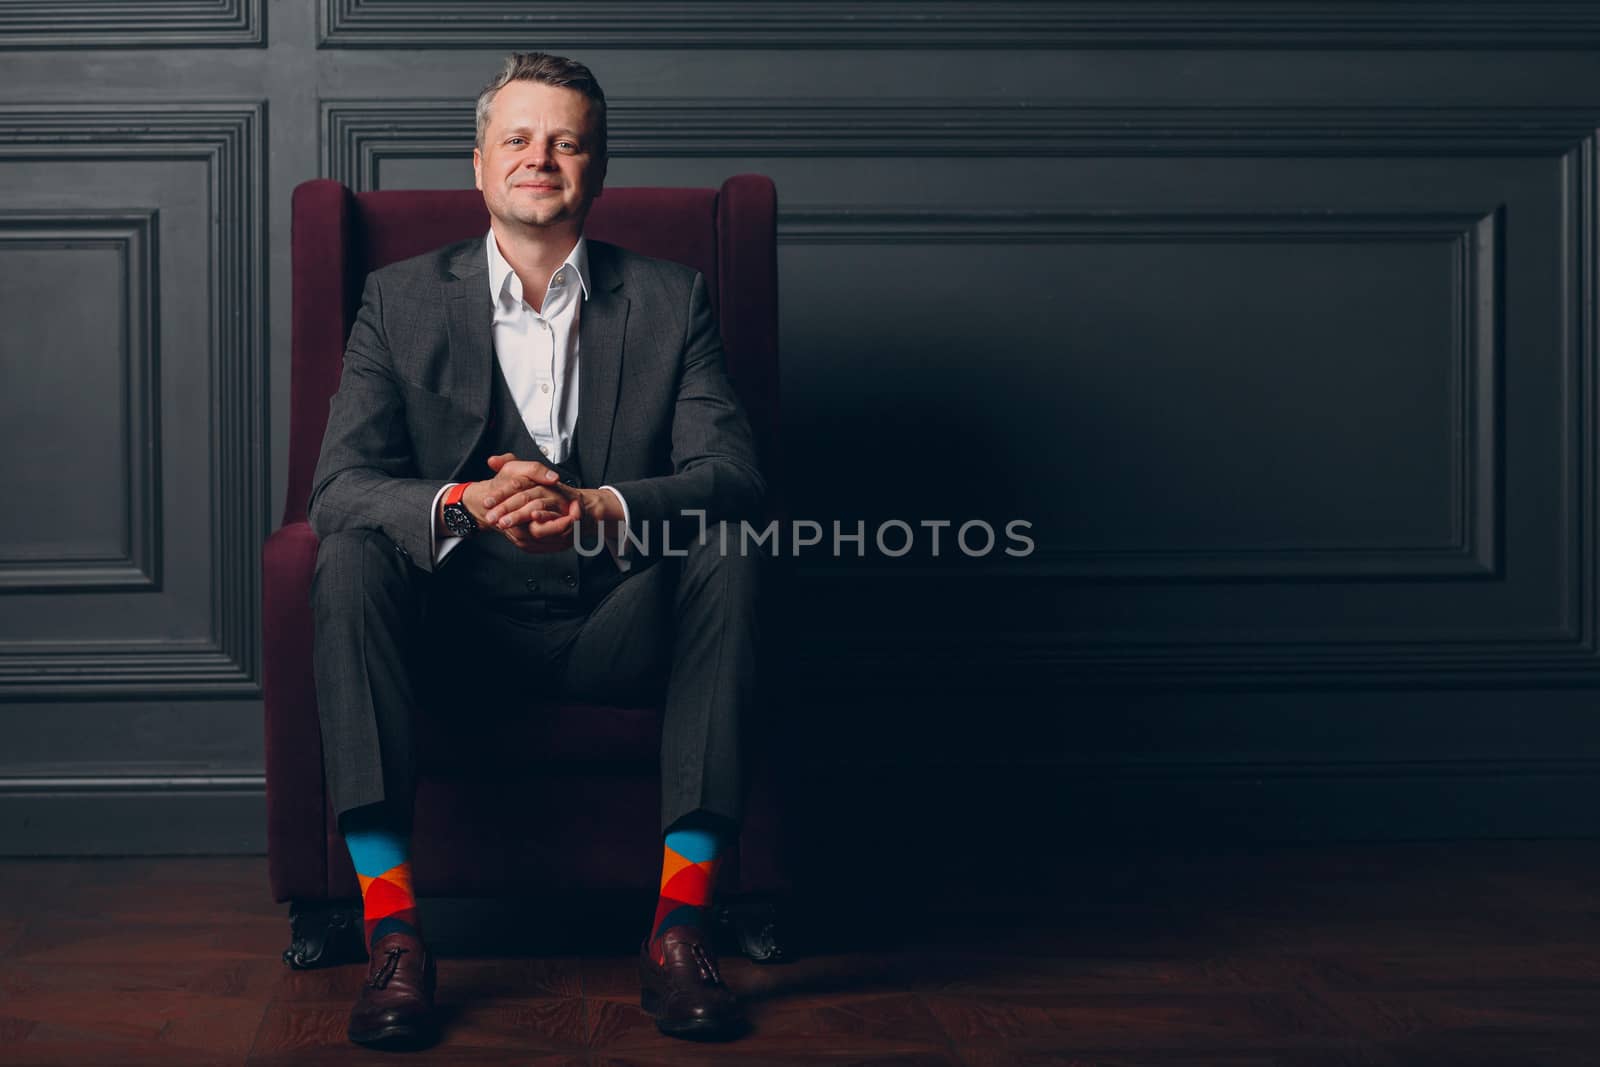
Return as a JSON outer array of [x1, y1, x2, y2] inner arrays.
[[347, 1022, 435, 1050], [641, 988, 745, 1041]]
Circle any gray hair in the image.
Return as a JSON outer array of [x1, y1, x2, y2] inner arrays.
[[475, 52, 607, 156]]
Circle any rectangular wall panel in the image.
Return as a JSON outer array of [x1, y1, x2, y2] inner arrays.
[[0, 105, 264, 700], [779, 208, 1498, 582], [0, 0, 263, 48], [0, 212, 159, 592]]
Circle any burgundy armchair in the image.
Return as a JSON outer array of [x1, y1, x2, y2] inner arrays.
[[264, 176, 786, 967]]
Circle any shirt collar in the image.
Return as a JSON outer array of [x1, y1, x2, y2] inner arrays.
[[485, 230, 591, 310]]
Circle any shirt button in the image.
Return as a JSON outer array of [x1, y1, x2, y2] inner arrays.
[[525, 578, 539, 593], [540, 383, 550, 394], [552, 272, 564, 286], [537, 446, 547, 457]]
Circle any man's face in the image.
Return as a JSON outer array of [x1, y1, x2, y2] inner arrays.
[[473, 80, 606, 234]]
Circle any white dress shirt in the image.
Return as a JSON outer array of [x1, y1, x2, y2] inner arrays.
[[430, 231, 630, 566]]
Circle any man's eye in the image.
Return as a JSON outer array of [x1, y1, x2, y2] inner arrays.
[[508, 137, 525, 146], [557, 141, 575, 150]]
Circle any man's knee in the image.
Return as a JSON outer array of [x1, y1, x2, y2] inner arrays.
[[311, 528, 411, 611], [682, 520, 762, 592]]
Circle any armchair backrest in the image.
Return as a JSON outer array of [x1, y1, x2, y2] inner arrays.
[[284, 176, 779, 527]]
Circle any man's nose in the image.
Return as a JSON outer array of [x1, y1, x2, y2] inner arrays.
[[523, 146, 553, 169]]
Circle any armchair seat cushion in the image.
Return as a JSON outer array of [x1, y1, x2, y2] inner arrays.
[[417, 702, 662, 776]]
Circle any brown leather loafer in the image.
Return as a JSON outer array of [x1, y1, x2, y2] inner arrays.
[[348, 931, 437, 1049], [639, 924, 746, 1040]]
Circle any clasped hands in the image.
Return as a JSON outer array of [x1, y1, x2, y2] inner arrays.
[[460, 452, 622, 554]]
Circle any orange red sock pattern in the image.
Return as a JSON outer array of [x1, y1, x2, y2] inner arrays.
[[648, 827, 723, 966], [344, 826, 420, 948]]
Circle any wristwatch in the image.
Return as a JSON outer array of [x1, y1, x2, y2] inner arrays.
[[440, 482, 479, 538]]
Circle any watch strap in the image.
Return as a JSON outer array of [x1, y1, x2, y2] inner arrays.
[[441, 481, 478, 537]]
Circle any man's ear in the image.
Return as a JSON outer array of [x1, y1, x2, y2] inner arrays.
[[593, 155, 607, 198], [472, 146, 483, 191]]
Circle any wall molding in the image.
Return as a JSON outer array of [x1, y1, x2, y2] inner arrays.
[[0, 773, 265, 854], [321, 98, 1600, 190], [319, 1, 1600, 50], [0, 772, 264, 793], [0, 105, 265, 699], [7, 760, 1600, 853], [0, 0, 262, 49], [0, 211, 162, 594], [800, 616, 1600, 688]]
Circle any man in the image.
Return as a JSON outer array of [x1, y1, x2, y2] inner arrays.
[[306, 52, 765, 1047]]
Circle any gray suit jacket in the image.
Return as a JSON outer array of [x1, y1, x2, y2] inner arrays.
[[306, 235, 766, 574]]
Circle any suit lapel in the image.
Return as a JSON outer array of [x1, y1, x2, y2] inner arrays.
[[440, 234, 629, 483], [444, 238, 494, 423], [576, 240, 629, 485]]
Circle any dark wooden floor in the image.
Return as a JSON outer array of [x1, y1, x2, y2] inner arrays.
[[0, 842, 1597, 1065]]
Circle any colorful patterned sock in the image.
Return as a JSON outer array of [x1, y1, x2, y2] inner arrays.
[[341, 810, 420, 950], [648, 822, 724, 966]]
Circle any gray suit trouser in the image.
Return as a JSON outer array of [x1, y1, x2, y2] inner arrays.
[[309, 522, 759, 835]]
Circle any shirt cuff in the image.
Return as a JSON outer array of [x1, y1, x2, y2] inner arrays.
[[598, 484, 632, 573], [430, 482, 465, 567]]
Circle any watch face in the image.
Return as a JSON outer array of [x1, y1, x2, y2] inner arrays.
[[443, 504, 475, 537]]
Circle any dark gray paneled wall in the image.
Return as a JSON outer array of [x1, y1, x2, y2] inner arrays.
[[4, 2, 1600, 853]]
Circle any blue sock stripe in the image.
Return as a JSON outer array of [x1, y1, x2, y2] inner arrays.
[[652, 902, 706, 937], [663, 827, 722, 864], [344, 827, 410, 877], [369, 914, 420, 943]]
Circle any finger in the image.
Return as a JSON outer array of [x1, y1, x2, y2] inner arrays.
[[483, 473, 523, 508], [487, 463, 561, 505], [487, 488, 563, 523], [496, 500, 561, 529], [485, 488, 532, 522], [502, 461, 562, 488], [482, 472, 510, 509], [527, 511, 576, 539], [511, 523, 571, 554], [522, 523, 575, 553], [484, 477, 551, 511]]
